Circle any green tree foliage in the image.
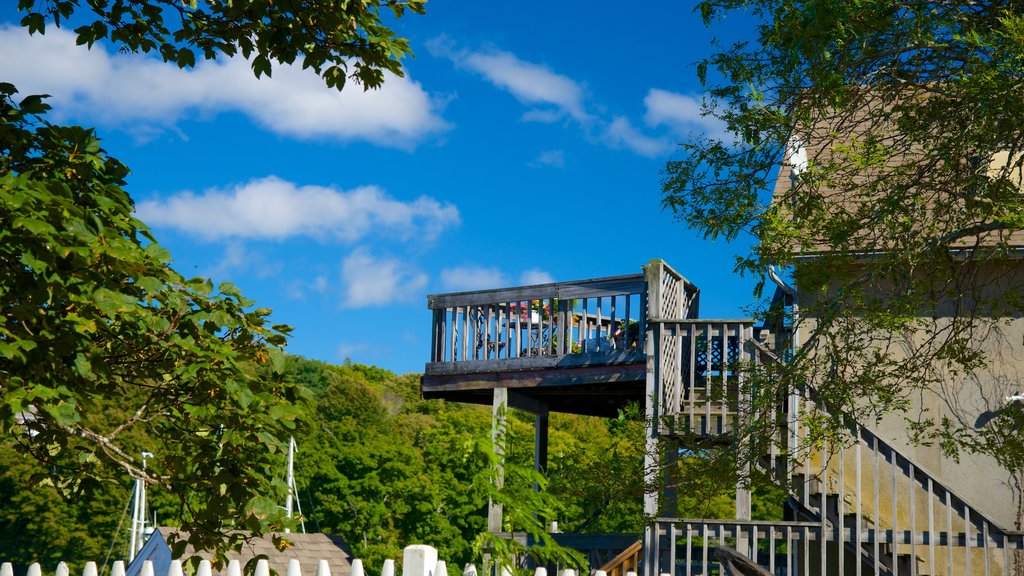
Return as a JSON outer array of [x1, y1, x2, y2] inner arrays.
[[0, 85, 303, 558], [0, 353, 787, 569], [4, 0, 423, 561], [662, 0, 1024, 467], [16, 0, 425, 91]]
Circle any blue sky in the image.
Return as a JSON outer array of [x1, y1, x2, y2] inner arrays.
[[1, 3, 764, 374]]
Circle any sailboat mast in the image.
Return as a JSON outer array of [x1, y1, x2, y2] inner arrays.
[[284, 437, 305, 533], [128, 451, 153, 562]]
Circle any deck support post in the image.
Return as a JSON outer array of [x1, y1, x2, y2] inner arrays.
[[488, 387, 507, 535], [643, 318, 660, 576], [534, 405, 549, 489]]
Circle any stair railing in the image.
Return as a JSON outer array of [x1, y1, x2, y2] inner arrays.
[[647, 321, 1024, 576]]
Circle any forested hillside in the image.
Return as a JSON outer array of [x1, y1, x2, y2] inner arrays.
[[0, 355, 749, 571]]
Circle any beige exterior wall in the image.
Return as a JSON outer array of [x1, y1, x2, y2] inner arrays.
[[794, 261, 1024, 531]]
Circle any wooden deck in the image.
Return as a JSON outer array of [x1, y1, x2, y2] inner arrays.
[[422, 268, 697, 417]]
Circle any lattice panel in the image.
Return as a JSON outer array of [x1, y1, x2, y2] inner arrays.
[[660, 330, 680, 414], [660, 272, 681, 318], [692, 335, 741, 373]]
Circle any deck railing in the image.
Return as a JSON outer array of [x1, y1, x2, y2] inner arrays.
[[649, 320, 757, 437], [426, 274, 650, 373]]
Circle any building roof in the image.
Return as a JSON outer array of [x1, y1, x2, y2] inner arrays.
[[127, 528, 354, 576]]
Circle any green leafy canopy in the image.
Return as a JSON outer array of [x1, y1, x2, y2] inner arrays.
[[16, 0, 426, 91], [0, 83, 304, 556], [663, 0, 1024, 468]]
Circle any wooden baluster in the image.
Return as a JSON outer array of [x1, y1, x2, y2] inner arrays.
[[704, 323, 712, 436], [688, 323, 696, 434], [893, 448, 899, 576], [966, 507, 973, 576], [874, 434, 881, 576], [910, 461, 917, 576], [624, 293, 632, 351], [450, 307, 457, 362], [946, 488, 954, 576], [720, 322, 728, 434], [839, 443, 846, 575], [928, 477, 935, 576]]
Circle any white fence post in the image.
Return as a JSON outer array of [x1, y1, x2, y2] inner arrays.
[[0, 563, 12, 576], [461, 564, 476, 576], [286, 559, 301, 576], [403, 545, 438, 576], [381, 559, 395, 576], [111, 561, 125, 576], [254, 560, 269, 576], [27, 564, 41, 576], [434, 561, 448, 576], [350, 559, 364, 576], [83, 562, 98, 576], [315, 559, 331, 576], [167, 561, 182, 576], [196, 560, 212, 576]]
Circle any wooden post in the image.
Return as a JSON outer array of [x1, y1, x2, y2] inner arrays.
[[662, 438, 678, 518], [488, 387, 508, 534], [403, 545, 439, 576], [642, 262, 661, 576], [534, 405, 549, 486]]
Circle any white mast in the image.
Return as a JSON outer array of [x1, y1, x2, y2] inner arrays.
[[129, 451, 153, 562], [284, 437, 305, 534]]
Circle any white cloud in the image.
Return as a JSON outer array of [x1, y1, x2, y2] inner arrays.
[[136, 176, 460, 243], [531, 150, 565, 168], [605, 117, 673, 157], [644, 88, 729, 140], [0, 25, 449, 146], [286, 275, 330, 300], [428, 37, 588, 122], [208, 242, 283, 279], [340, 248, 427, 308], [440, 266, 508, 292], [520, 269, 554, 285], [521, 109, 564, 124]]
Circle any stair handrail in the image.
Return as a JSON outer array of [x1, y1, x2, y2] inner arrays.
[[749, 338, 1016, 538], [597, 539, 642, 576]]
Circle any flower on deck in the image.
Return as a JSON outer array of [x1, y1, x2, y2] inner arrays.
[[508, 300, 551, 320]]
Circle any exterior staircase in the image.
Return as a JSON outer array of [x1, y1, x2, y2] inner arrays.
[[642, 263, 1024, 576]]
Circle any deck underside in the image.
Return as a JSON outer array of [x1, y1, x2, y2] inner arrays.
[[421, 359, 645, 417]]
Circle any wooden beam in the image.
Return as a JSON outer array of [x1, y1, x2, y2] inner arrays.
[[427, 274, 645, 308], [507, 390, 547, 415], [421, 362, 646, 392], [425, 350, 646, 376]]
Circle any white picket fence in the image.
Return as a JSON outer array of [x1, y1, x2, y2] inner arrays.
[[0, 545, 601, 576]]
